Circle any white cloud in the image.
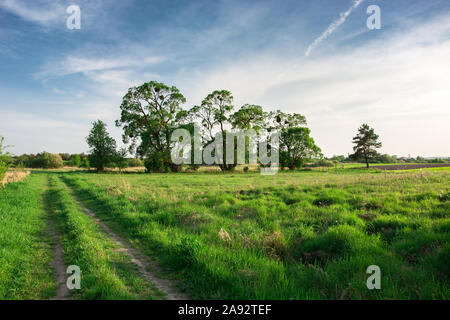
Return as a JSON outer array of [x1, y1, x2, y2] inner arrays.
[[176, 14, 450, 157], [0, 0, 65, 25], [36, 54, 164, 79], [305, 0, 366, 57]]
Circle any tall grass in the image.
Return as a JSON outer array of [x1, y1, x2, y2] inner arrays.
[[0, 174, 55, 299], [47, 175, 161, 299], [60, 169, 449, 299]]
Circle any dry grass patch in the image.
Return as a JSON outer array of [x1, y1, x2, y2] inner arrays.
[[1, 170, 30, 186]]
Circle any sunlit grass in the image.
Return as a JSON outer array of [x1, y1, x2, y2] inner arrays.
[[59, 168, 449, 299]]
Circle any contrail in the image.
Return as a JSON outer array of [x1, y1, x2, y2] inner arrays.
[[305, 0, 365, 57]]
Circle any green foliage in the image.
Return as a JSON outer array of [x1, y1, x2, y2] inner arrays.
[[71, 154, 81, 167], [310, 159, 335, 167], [190, 90, 236, 171], [86, 120, 117, 172], [80, 157, 90, 169], [128, 158, 143, 167], [375, 154, 397, 163], [114, 148, 129, 172], [144, 152, 170, 173], [38, 152, 63, 169], [230, 104, 267, 132], [116, 81, 186, 171], [279, 127, 322, 170], [329, 155, 345, 162], [0, 175, 55, 298], [49, 153, 63, 168], [61, 169, 450, 299], [0, 136, 12, 184], [47, 176, 159, 299], [350, 124, 382, 168]]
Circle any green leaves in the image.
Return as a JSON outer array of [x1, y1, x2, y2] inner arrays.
[[279, 127, 322, 170], [116, 81, 186, 164], [86, 120, 117, 172], [350, 124, 382, 167]]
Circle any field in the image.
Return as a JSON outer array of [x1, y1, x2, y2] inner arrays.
[[0, 166, 449, 300]]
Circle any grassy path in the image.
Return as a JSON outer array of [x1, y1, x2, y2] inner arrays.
[[0, 174, 55, 299], [70, 191, 189, 300], [46, 175, 166, 299]]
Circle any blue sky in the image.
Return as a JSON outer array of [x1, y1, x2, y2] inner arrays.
[[0, 0, 449, 157]]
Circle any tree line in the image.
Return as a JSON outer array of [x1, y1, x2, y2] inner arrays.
[[1, 82, 448, 173], [87, 81, 323, 172]]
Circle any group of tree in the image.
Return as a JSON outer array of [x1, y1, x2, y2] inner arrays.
[[111, 81, 323, 172]]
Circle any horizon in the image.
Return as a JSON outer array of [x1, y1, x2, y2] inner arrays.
[[1, 0, 449, 157]]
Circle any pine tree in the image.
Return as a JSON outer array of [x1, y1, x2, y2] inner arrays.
[[350, 124, 382, 168]]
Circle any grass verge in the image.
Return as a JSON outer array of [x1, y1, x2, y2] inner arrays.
[[0, 173, 55, 299]]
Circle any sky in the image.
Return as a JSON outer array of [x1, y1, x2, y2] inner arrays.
[[0, 0, 449, 157]]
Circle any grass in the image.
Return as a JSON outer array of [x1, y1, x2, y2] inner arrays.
[[0, 173, 55, 299], [46, 175, 162, 299], [57, 167, 449, 299], [1, 167, 448, 300]]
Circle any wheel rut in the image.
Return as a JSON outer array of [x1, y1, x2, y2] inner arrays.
[[65, 185, 189, 300]]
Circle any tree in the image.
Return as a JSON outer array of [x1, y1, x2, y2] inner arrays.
[[116, 81, 186, 172], [71, 154, 81, 167], [350, 124, 382, 168], [114, 148, 129, 173], [0, 136, 12, 185], [80, 157, 90, 170], [128, 158, 143, 167], [86, 120, 117, 172], [49, 154, 63, 168], [279, 127, 322, 170], [230, 104, 267, 132], [266, 111, 321, 170], [189, 90, 236, 171]]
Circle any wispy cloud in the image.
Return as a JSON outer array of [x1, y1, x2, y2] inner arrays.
[[0, 0, 65, 26], [178, 13, 450, 157], [305, 0, 365, 57], [35, 54, 164, 79]]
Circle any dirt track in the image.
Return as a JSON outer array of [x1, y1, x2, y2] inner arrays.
[[368, 163, 450, 171]]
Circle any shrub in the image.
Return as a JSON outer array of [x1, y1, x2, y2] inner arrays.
[[80, 158, 90, 169], [128, 158, 143, 167], [313, 159, 334, 167], [0, 136, 11, 185], [49, 154, 63, 168], [71, 154, 81, 167]]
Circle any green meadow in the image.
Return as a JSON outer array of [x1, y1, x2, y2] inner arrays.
[[0, 167, 449, 299]]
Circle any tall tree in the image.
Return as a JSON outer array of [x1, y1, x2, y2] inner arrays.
[[116, 81, 186, 172], [86, 120, 117, 172], [230, 104, 267, 132], [350, 124, 382, 168], [190, 90, 235, 171]]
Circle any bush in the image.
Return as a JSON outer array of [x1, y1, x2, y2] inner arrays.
[[49, 153, 63, 169], [71, 154, 81, 167], [144, 152, 181, 173], [128, 158, 143, 167], [0, 136, 11, 184], [312, 159, 334, 167], [80, 158, 90, 169]]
